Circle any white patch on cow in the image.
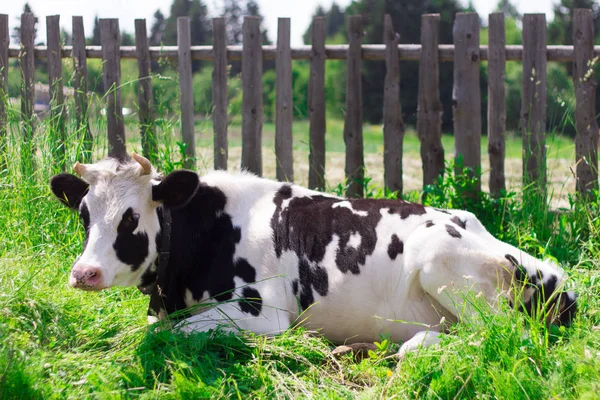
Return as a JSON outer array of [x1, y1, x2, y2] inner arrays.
[[347, 232, 362, 249], [185, 289, 198, 307], [332, 201, 369, 217]]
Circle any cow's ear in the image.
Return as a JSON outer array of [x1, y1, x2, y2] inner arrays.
[[152, 170, 199, 208], [50, 173, 89, 209]]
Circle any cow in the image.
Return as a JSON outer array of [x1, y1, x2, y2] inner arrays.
[[50, 153, 577, 357]]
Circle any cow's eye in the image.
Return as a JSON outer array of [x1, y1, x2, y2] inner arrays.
[[119, 210, 139, 232]]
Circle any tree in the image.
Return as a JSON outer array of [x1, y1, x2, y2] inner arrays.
[[303, 3, 345, 44], [548, 0, 600, 45], [11, 3, 37, 44], [149, 9, 166, 46], [89, 16, 101, 45]]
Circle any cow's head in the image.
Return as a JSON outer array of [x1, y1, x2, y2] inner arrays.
[[50, 153, 199, 292]]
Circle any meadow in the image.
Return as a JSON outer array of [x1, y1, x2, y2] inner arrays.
[[1, 106, 600, 399]]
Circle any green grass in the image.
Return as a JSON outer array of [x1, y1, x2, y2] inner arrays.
[[1, 105, 599, 398]]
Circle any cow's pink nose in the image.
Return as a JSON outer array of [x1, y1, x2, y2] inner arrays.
[[70, 265, 104, 290]]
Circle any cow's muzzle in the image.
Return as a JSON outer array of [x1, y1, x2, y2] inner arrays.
[[70, 264, 105, 291]]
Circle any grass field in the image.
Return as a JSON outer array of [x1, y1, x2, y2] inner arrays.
[[1, 112, 600, 398]]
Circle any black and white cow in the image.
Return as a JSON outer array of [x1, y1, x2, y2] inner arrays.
[[50, 153, 577, 357]]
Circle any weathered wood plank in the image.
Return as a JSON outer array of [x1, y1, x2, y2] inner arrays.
[[212, 17, 228, 170], [275, 18, 293, 182], [0, 14, 8, 166], [242, 16, 263, 176], [383, 14, 404, 194], [72, 16, 92, 162], [453, 12, 481, 195], [487, 13, 506, 196], [521, 14, 547, 192], [100, 19, 126, 160], [417, 14, 444, 188], [344, 15, 365, 198], [308, 16, 326, 191], [573, 8, 599, 197], [135, 19, 158, 162], [47, 15, 66, 171], [20, 13, 35, 148], [177, 17, 195, 170]]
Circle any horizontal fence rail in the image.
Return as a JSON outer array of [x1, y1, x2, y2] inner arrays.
[[1, 10, 598, 201], [5, 44, 600, 62]]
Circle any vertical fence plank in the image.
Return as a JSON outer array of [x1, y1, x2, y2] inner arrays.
[[135, 19, 158, 162], [453, 12, 481, 195], [573, 9, 599, 197], [521, 14, 547, 193], [100, 19, 126, 160], [383, 14, 404, 194], [344, 15, 364, 197], [308, 17, 326, 190], [276, 18, 293, 182], [212, 17, 228, 170], [20, 13, 35, 156], [177, 17, 195, 169], [0, 14, 8, 167], [417, 14, 444, 189], [72, 16, 92, 162], [488, 13, 506, 196], [242, 16, 263, 176], [47, 15, 66, 171]]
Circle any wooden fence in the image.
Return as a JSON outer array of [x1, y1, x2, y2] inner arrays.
[[0, 10, 598, 198]]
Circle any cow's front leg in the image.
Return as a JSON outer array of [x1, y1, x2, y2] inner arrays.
[[396, 330, 442, 359]]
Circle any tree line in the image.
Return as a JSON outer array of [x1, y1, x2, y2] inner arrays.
[[7, 0, 600, 137]]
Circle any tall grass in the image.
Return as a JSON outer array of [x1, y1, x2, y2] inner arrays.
[[1, 85, 599, 399]]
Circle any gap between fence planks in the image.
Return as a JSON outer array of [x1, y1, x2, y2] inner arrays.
[[100, 19, 126, 160], [212, 17, 228, 171], [72, 16, 92, 163], [344, 15, 365, 198], [135, 19, 158, 163], [453, 12, 481, 195], [573, 8, 599, 197], [521, 14, 547, 193], [177, 17, 195, 170], [20, 13, 35, 147], [417, 14, 444, 188], [275, 18, 293, 182], [383, 14, 404, 195], [241, 16, 263, 176], [487, 13, 506, 196], [308, 16, 326, 191]]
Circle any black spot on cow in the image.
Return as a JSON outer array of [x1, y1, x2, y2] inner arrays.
[[387, 234, 404, 260], [80, 202, 90, 247], [505, 254, 529, 284], [425, 220, 434, 228], [434, 208, 451, 215], [388, 202, 427, 219], [148, 182, 244, 320], [113, 208, 149, 271], [235, 258, 256, 283], [450, 216, 466, 230], [291, 279, 299, 296], [239, 287, 262, 316], [297, 259, 329, 310], [445, 224, 462, 239]]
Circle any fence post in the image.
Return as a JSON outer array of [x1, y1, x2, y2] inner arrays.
[[276, 18, 293, 182], [100, 19, 126, 160], [344, 15, 365, 198], [487, 13, 506, 196], [72, 16, 92, 163], [135, 19, 158, 163], [453, 12, 481, 196], [212, 17, 228, 170], [242, 16, 263, 176], [573, 8, 599, 198], [383, 14, 404, 195], [308, 16, 326, 191], [521, 14, 547, 195], [0, 14, 8, 168], [20, 12, 35, 169], [47, 15, 66, 171], [417, 14, 444, 189], [177, 17, 195, 170]]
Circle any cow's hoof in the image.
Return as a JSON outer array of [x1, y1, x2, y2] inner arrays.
[[331, 342, 378, 361]]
